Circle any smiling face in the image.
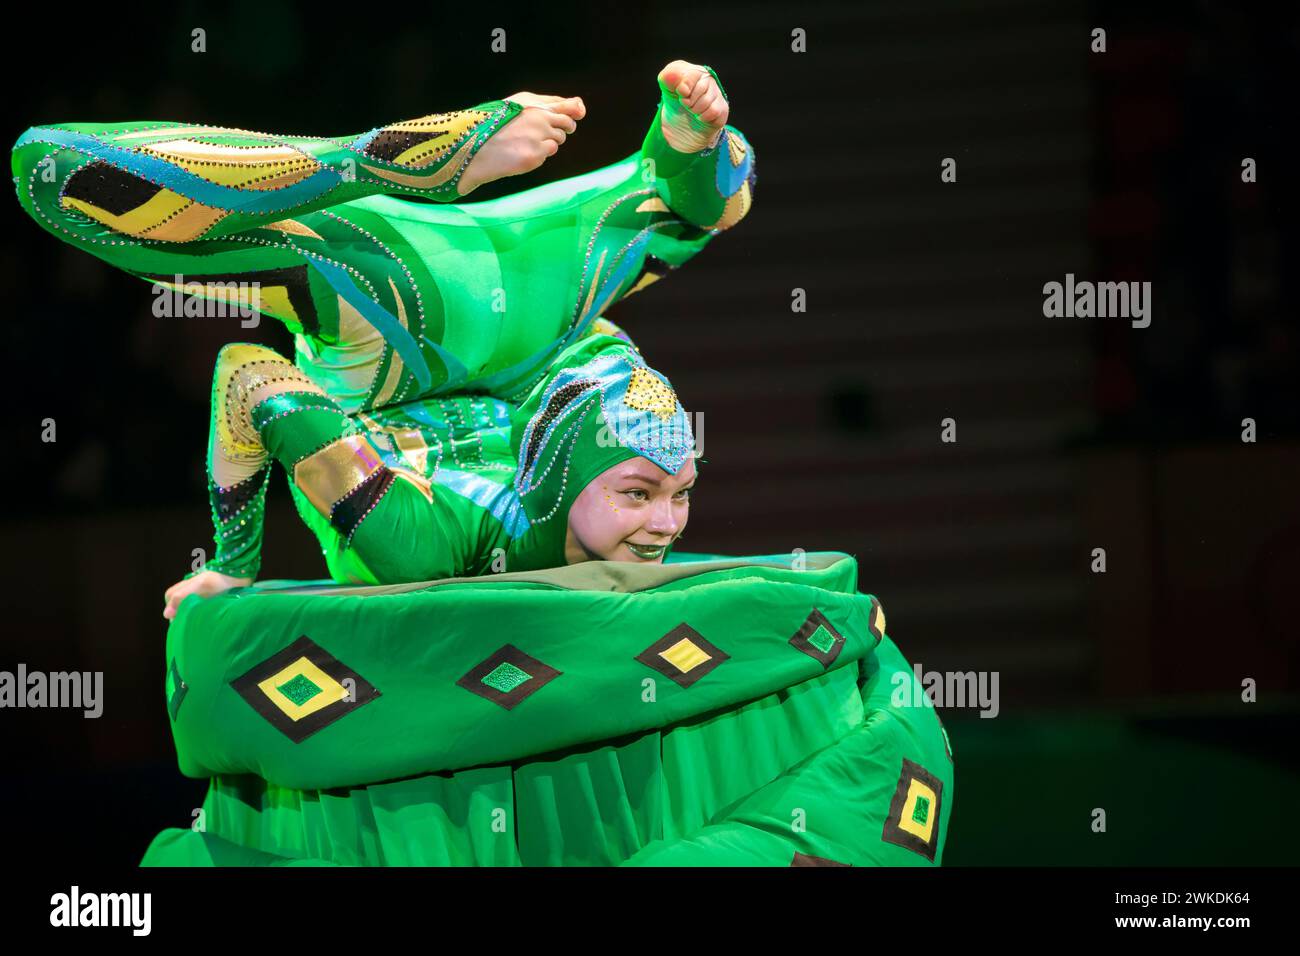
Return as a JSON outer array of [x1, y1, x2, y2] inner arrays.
[[563, 455, 697, 564]]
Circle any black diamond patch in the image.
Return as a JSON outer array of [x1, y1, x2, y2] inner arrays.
[[456, 644, 562, 711], [881, 758, 944, 862], [788, 607, 846, 669], [230, 635, 381, 743], [634, 623, 730, 689], [166, 657, 188, 722]]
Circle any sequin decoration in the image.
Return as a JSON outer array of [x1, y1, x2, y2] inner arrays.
[[624, 367, 678, 421]]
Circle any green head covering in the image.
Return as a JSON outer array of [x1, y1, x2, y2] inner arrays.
[[503, 334, 696, 572]]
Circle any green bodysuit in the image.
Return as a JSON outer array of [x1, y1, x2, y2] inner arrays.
[[12, 66, 756, 582]]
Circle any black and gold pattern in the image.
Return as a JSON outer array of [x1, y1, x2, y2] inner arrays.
[[881, 758, 943, 862], [230, 635, 380, 743], [362, 108, 495, 169], [64, 160, 161, 215], [214, 466, 271, 522], [139, 265, 321, 336], [330, 467, 398, 541], [617, 254, 673, 302], [456, 644, 563, 711], [788, 607, 846, 669], [61, 158, 231, 241], [635, 623, 730, 689], [521, 379, 599, 477]]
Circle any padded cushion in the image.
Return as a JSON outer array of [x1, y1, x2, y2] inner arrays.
[[153, 551, 954, 865]]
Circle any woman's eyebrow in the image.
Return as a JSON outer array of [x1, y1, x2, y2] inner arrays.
[[622, 472, 663, 484]]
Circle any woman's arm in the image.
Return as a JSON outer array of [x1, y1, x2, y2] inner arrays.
[[162, 465, 270, 620], [11, 99, 525, 246]]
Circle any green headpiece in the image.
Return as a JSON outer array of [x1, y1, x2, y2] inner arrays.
[[503, 334, 696, 570]]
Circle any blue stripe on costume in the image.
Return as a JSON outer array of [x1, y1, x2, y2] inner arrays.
[[18, 127, 342, 214]]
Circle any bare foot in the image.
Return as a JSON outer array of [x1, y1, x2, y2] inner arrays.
[[456, 93, 586, 196], [657, 60, 729, 153], [163, 569, 254, 621]]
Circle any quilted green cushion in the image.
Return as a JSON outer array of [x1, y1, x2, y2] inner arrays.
[[151, 551, 954, 866]]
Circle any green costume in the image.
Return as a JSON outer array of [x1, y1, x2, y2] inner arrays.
[[12, 65, 754, 582], [15, 67, 955, 866]]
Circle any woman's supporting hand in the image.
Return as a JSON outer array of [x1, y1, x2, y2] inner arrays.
[[457, 93, 587, 196], [163, 569, 255, 621]]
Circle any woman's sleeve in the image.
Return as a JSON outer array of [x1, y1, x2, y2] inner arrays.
[[638, 65, 756, 233], [11, 99, 524, 245]]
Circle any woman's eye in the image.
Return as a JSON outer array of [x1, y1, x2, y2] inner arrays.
[[623, 489, 649, 501], [674, 488, 693, 501]]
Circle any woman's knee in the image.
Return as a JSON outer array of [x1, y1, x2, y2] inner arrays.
[[343, 475, 453, 583]]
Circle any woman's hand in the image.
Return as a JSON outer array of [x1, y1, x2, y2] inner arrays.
[[163, 569, 254, 621], [457, 93, 587, 196]]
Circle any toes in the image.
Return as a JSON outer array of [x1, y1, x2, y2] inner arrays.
[[658, 60, 690, 91], [532, 95, 585, 119], [684, 72, 709, 106], [691, 88, 719, 117], [698, 102, 725, 126], [564, 96, 586, 120]]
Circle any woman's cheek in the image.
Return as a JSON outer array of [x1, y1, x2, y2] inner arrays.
[[606, 502, 638, 540]]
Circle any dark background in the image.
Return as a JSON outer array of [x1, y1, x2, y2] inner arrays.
[[1, 0, 1297, 866]]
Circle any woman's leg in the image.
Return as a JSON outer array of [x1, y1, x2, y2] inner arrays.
[[12, 96, 581, 414]]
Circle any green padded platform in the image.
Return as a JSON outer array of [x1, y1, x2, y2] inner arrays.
[[143, 551, 954, 866]]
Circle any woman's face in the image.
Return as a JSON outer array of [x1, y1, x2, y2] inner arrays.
[[564, 455, 696, 564]]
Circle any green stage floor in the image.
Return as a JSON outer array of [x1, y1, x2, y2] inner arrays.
[[942, 701, 1299, 865]]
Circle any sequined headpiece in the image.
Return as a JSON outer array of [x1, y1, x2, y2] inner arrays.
[[510, 338, 696, 533]]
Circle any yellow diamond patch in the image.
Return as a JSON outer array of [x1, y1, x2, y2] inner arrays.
[[659, 638, 710, 674]]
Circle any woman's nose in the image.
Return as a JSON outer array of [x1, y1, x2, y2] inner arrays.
[[645, 498, 679, 535]]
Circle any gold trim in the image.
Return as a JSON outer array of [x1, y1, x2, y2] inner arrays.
[[140, 201, 230, 241], [293, 434, 384, 515], [576, 248, 608, 325], [710, 181, 752, 231], [267, 218, 324, 240], [359, 134, 476, 188]]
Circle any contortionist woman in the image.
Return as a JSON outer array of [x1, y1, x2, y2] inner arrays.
[[10, 60, 757, 617]]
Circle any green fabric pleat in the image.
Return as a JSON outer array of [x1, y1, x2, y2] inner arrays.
[[658, 662, 864, 844], [141, 827, 340, 867], [513, 732, 662, 866]]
